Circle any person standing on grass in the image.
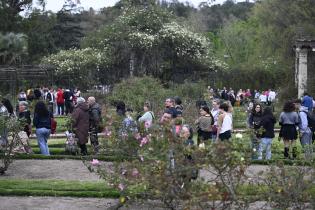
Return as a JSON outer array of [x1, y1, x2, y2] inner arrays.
[[258, 107, 276, 160], [279, 101, 299, 159], [211, 99, 220, 141], [88, 96, 102, 154], [63, 89, 74, 115], [164, 98, 178, 119], [295, 99, 313, 160], [0, 98, 9, 146], [46, 87, 55, 116], [216, 103, 232, 141], [18, 101, 32, 137], [248, 103, 263, 160], [1, 98, 15, 117], [72, 97, 89, 156], [33, 101, 52, 155], [302, 92, 313, 112], [56, 87, 65, 115], [195, 106, 214, 145], [138, 102, 154, 129]]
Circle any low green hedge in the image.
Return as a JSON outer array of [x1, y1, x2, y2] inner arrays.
[[0, 179, 119, 198], [0, 179, 314, 201]]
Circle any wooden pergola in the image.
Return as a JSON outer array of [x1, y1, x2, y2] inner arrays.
[[0, 65, 53, 103]]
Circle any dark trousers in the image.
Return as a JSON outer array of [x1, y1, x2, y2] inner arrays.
[[57, 103, 64, 115], [79, 143, 87, 155], [89, 127, 99, 153], [48, 103, 54, 115], [65, 100, 73, 115]]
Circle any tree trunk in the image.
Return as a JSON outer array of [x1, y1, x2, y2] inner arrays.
[[129, 51, 135, 77]]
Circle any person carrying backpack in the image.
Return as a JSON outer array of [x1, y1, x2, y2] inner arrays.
[[295, 99, 313, 160], [88, 96, 102, 154], [195, 106, 214, 145]]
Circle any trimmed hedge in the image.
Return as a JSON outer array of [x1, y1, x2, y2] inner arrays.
[[0, 179, 119, 198]]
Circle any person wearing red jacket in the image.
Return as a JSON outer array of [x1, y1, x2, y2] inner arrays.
[[56, 87, 65, 115]]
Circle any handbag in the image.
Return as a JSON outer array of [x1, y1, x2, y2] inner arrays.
[[51, 118, 57, 134]]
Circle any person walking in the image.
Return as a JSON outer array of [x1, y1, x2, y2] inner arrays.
[[33, 101, 52, 155], [279, 101, 299, 159], [88, 96, 102, 153], [72, 97, 89, 155], [258, 107, 276, 160]]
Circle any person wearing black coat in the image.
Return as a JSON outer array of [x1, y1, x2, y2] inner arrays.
[[248, 103, 263, 159], [258, 107, 276, 160]]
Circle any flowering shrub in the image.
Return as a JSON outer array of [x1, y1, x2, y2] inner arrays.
[[86, 111, 256, 209], [0, 116, 24, 174]]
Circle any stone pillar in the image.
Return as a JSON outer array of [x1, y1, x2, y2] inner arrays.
[[297, 48, 308, 98]]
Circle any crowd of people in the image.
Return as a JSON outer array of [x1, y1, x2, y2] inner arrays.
[[0, 86, 314, 161], [0, 86, 102, 156], [17, 87, 81, 116], [206, 87, 277, 107]]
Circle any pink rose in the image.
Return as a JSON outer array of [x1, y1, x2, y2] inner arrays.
[[139, 155, 144, 162], [131, 168, 139, 177], [118, 183, 125, 191], [144, 121, 151, 128], [91, 159, 100, 166], [140, 137, 149, 147]]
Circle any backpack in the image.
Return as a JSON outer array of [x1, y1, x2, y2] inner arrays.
[[302, 111, 315, 132]]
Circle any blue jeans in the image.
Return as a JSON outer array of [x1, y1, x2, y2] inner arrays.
[[300, 131, 313, 160], [36, 128, 51, 155], [258, 138, 272, 160], [0, 128, 8, 146]]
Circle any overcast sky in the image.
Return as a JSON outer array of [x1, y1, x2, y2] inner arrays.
[[42, 0, 250, 12]]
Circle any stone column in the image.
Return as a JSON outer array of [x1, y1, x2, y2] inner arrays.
[[297, 48, 308, 98]]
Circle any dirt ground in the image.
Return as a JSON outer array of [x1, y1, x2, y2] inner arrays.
[[0, 159, 269, 181], [0, 196, 302, 210], [0, 160, 100, 180]]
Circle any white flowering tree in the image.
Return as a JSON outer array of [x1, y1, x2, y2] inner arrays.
[[41, 48, 108, 89], [42, 2, 226, 86]]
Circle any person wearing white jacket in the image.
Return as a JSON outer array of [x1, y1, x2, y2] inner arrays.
[[138, 102, 154, 128]]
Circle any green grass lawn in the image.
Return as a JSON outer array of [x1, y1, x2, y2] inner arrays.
[[0, 179, 119, 198], [0, 179, 314, 200]]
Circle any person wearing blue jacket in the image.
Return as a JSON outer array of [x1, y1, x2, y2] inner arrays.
[[295, 99, 313, 160], [302, 92, 313, 112]]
